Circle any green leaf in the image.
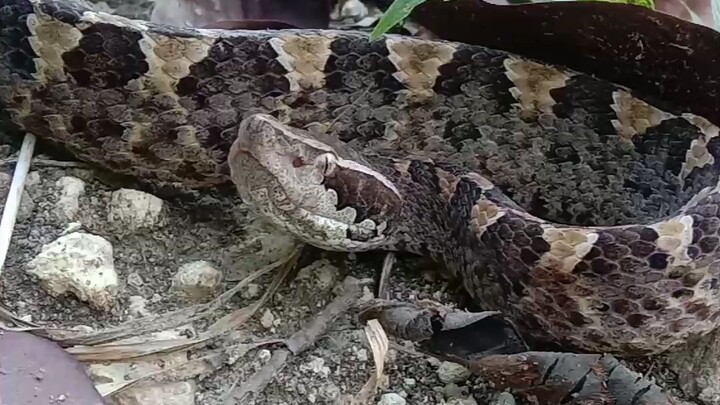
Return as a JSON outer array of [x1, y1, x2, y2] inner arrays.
[[369, 0, 428, 41]]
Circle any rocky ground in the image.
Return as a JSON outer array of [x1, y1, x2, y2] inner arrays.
[[0, 137, 514, 405], [1, 1, 720, 405]]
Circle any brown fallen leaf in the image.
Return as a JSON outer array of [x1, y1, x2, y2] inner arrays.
[[358, 299, 528, 357], [359, 299, 691, 405]]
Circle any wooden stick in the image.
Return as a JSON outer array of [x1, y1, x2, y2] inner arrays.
[[0, 133, 36, 276]]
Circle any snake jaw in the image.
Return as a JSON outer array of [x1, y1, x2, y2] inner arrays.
[[228, 114, 403, 251]]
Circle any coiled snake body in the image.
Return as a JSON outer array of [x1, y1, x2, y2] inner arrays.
[[3, 0, 720, 356]]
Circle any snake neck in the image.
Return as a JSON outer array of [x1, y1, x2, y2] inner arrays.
[[371, 156, 501, 265], [370, 155, 526, 316]]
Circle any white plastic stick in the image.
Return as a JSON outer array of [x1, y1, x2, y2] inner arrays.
[[0, 133, 36, 276]]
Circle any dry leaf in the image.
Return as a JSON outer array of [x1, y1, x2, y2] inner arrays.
[[349, 319, 389, 404]]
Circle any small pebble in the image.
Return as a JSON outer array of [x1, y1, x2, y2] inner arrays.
[[257, 349, 271, 363], [241, 283, 261, 299], [492, 392, 515, 405], [127, 295, 150, 318], [127, 272, 144, 288], [447, 397, 478, 405], [378, 392, 406, 405], [54, 176, 85, 222], [340, 0, 369, 20], [171, 260, 223, 301], [302, 357, 330, 377], [354, 347, 368, 362], [437, 361, 471, 383], [260, 308, 275, 329], [107, 188, 165, 231]]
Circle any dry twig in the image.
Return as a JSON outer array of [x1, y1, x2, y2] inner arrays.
[[224, 276, 365, 403]]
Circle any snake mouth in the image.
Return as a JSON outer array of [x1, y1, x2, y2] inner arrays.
[[227, 114, 402, 250], [229, 147, 391, 250]]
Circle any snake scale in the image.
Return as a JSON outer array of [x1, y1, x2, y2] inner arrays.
[[2, 0, 720, 356]]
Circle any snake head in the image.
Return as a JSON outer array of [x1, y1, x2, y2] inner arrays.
[[228, 113, 403, 251]]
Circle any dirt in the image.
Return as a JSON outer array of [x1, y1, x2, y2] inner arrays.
[[0, 154, 502, 404], [0, 1, 701, 405]]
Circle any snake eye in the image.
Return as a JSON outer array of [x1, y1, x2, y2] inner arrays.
[[316, 153, 337, 175]]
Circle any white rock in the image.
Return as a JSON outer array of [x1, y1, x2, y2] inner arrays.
[[403, 378, 416, 387], [437, 361, 471, 384], [340, 0, 369, 20], [108, 381, 195, 405], [260, 308, 275, 329], [301, 357, 330, 377], [108, 188, 165, 231], [378, 393, 406, 405], [127, 295, 150, 318], [25, 232, 117, 310], [171, 261, 223, 301], [257, 349, 271, 363], [354, 347, 368, 362], [55, 176, 85, 222], [492, 392, 515, 405]]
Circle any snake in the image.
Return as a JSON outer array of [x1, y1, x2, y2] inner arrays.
[[2, 0, 720, 357]]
